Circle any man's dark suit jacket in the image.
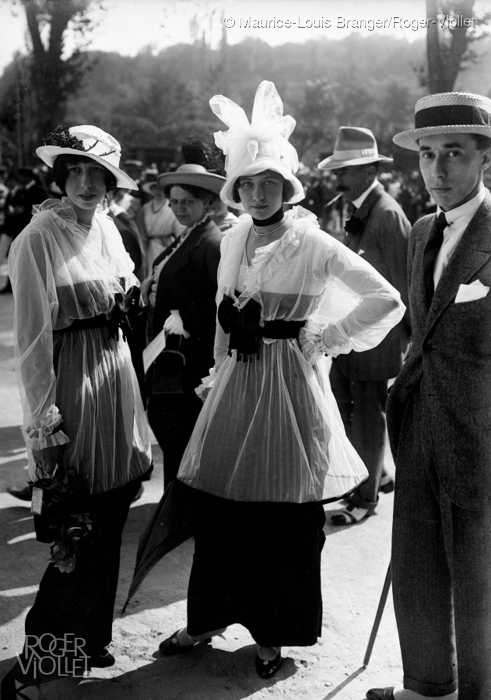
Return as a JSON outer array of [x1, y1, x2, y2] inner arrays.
[[336, 181, 411, 380], [387, 190, 491, 509], [147, 217, 222, 392]]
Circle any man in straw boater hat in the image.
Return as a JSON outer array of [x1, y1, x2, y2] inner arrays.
[[318, 127, 410, 525], [366, 92, 491, 700]]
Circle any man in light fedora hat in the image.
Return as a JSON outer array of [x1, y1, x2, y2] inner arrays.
[[367, 92, 491, 700], [318, 126, 410, 525]]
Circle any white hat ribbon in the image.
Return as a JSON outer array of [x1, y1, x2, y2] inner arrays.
[[210, 81, 299, 177]]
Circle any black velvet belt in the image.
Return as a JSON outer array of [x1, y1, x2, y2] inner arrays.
[[53, 314, 113, 333], [53, 288, 141, 341], [218, 294, 305, 362]]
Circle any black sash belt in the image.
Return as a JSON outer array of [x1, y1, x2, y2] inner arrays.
[[260, 319, 305, 339], [53, 314, 113, 334], [218, 294, 305, 362], [53, 287, 141, 341]]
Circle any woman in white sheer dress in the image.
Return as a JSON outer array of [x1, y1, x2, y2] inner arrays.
[[157, 82, 404, 680], [2, 125, 151, 700]]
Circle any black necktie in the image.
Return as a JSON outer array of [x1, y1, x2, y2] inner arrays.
[[423, 212, 447, 302], [344, 205, 364, 236]]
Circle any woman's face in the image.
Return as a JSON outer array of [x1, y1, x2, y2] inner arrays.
[[169, 185, 208, 227], [237, 170, 284, 219], [151, 183, 166, 201], [64, 160, 107, 221]]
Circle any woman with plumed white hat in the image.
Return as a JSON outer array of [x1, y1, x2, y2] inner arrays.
[[1, 125, 152, 700], [156, 81, 406, 680]]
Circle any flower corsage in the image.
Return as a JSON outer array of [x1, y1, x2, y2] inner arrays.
[[31, 468, 93, 574]]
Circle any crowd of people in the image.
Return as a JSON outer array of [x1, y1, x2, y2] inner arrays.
[[0, 146, 435, 295], [1, 83, 491, 700]]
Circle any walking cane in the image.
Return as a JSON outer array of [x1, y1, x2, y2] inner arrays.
[[363, 561, 392, 667]]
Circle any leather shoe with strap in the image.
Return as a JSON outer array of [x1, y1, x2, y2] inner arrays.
[[331, 499, 376, 525], [366, 688, 396, 700]]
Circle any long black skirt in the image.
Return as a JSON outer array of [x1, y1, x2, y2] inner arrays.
[[185, 486, 326, 647], [19, 477, 142, 681]]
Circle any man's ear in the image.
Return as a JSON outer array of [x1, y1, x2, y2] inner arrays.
[[481, 148, 491, 173]]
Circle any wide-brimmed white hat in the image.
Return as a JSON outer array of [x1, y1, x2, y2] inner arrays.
[[393, 92, 491, 151], [157, 163, 225, 195], [318, 127, 393, 170], [36, 125, 139, 190], [209, 81, 305, 209]]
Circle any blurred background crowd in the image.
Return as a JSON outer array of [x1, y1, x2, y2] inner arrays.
[[0, 156, 437, 294]]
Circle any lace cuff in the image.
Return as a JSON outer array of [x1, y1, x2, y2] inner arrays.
[[28, 429, 70, 451], [25, 406, 70, 449], [300, 318, 351, 362], [195, 366, 218, 402]]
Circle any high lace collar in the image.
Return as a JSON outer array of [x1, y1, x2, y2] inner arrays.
[[32, 197, 107, 231], [32, 197, 78, 225]]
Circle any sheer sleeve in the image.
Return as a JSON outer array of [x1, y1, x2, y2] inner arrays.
[[301, 235, 405, 361], [9, 229, 69, 450]]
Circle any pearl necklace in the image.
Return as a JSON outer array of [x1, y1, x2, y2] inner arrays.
[[151, 199, 165, 213], [253, 219, 286, 236]]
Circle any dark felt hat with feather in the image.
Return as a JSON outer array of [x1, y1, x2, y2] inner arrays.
[[157, 136, 225, 195]]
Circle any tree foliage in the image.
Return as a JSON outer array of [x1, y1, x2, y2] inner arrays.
[[1, 0, 101, 162], [3, 13, 491, 171], [61, 34, 425, 168]]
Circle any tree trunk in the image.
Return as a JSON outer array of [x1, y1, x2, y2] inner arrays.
[[426, 0, 476, 93], [21, 0, 93, 146]]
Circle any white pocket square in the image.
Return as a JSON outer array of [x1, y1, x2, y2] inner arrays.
[[454, 280, 489, 303]]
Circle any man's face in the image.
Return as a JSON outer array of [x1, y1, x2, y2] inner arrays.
[[334, 164, 374, 202], [418, 133, 490, 211]]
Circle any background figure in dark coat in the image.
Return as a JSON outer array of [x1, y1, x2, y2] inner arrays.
[[318, 127, 410, 525], [144, 157, 225, 487], [367, 92, 491, 700], [4, 167, 47, 238], [0, 168, 47, 293]]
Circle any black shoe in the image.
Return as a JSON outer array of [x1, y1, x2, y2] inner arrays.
[[7, 486, 31, 502], [88, 651, 116, 668], [379, 476, 395, 494], [254, 650, 282, 679], [159, 629, 211, 656], [366, 688, 396, 700]]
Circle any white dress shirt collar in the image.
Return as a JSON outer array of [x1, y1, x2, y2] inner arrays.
[[433, 184, 486, 288], [437, 184, 485, 227], [351, 179, 379, 210]]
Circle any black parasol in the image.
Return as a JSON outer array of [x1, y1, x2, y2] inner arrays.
[[122, 480, 192, 613]]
